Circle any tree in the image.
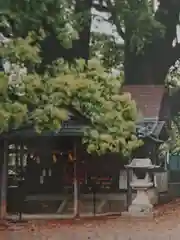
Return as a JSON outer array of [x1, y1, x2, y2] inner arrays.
[[0, 30, 141, 156], [2, 0, 180, 85], [92, 0, 180, 85], [91, 0, 180, 147], [0, 0, 92, 66], [154, 59, 180, 155]]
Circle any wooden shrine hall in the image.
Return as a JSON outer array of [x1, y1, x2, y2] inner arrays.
[[0, 85, 169, 219], [0, 113, 127, 219]]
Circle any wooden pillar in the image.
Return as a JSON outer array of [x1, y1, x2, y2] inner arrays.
[[18, 142, 24, 221], [15, 144, 18, 171], [0, 139, 8, 220], [126, 156, 132, 210], [73, 141, 80, 218], [20, 142, 24, 173]]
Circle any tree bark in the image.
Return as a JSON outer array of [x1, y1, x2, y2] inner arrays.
[[73, 0, 93, 62], [39, 0, 93, 71], [124, 41, 176, 85], [123, 0, 180, 85]]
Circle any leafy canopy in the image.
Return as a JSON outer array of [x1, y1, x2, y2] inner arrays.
[[0, 41, 140, 156], [0, 0, 79, 49], [162, 61, 180, 154], [0, 0, 141, 156]]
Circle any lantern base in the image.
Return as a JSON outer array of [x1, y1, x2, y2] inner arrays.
[[128, 186, 153, 217]]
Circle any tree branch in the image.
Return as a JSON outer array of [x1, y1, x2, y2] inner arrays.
[[92, 13, 110, 23], [106, 0, 125, 39], [92, 3, 109, 12]]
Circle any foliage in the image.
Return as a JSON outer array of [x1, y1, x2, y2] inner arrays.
[[158, 121, 180, 157], [93, 0, 165, 53], [90, 0, 163, 70], [0, 0, 79, 49], [166, 60, 180, 91], [0, 0, 166, 61], [159, 61, 180, 155], [91, 0, 180, 87], [51, 58, 141, 156], [170, 121, 180, 154], [90, 32, 124, 72], [1, 0, 179, 77], [2, 0, 180, 158], [0, 32, 140, 156]]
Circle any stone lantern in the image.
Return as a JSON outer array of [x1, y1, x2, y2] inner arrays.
[[125, 158, 160, 217]]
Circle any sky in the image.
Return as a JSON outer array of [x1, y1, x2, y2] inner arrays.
[[91, 8, 122, 43]]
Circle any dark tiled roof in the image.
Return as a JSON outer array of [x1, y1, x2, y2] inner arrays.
[[123, 85, 165, 119], [136, 119, 165, 140]]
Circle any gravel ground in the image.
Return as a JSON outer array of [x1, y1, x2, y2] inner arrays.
[[0, 219, 178, 240], [1, 200, 180, 240]]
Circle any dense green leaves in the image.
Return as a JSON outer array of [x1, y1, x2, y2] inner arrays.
[[0, 33, 41, 64], [0, 0, 142, 157], [0, 0, 78, 48], [0, 54, 141, 156], [161, 61, 180, 154]]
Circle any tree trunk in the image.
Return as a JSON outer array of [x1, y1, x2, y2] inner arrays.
[[124, 15, 176, 86], [124, 46, 170, 85], [40, 0, 92, 72], [73, 0, 93, 61]]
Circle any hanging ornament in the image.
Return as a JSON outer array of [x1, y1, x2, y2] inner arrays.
[[36, 156, 40, 164], [48, 168, 52, 177], [42, 168, 46, 177], [40, 176, 44, 184], [53, 154, 57, 163], [68, 151, 73, 162]]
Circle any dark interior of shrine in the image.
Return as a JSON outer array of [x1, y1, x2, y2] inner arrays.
[[8, 136, 74, 191], [7, 136, 75, 212], [6, 136, 124, 214]]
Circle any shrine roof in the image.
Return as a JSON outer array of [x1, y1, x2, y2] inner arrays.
[[136, 119, 165, 141], [3, 118, 165, 142], [0, 86, 166, 141], [3, 120, 87, 139], [123, 85, 165, 119]]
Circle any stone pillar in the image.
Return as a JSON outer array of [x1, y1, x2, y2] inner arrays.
[[128, 173, 153, 216], [123, 158, 159, 218]]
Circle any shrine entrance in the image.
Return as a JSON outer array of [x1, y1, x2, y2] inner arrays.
[[7, 136, 77, 215], [7, 136, 125, 217]]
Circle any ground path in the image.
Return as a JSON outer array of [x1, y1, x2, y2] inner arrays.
[[1, 200, 180, 239]]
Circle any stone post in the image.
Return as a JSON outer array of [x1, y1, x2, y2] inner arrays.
[[123, 158, 159, 217]]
